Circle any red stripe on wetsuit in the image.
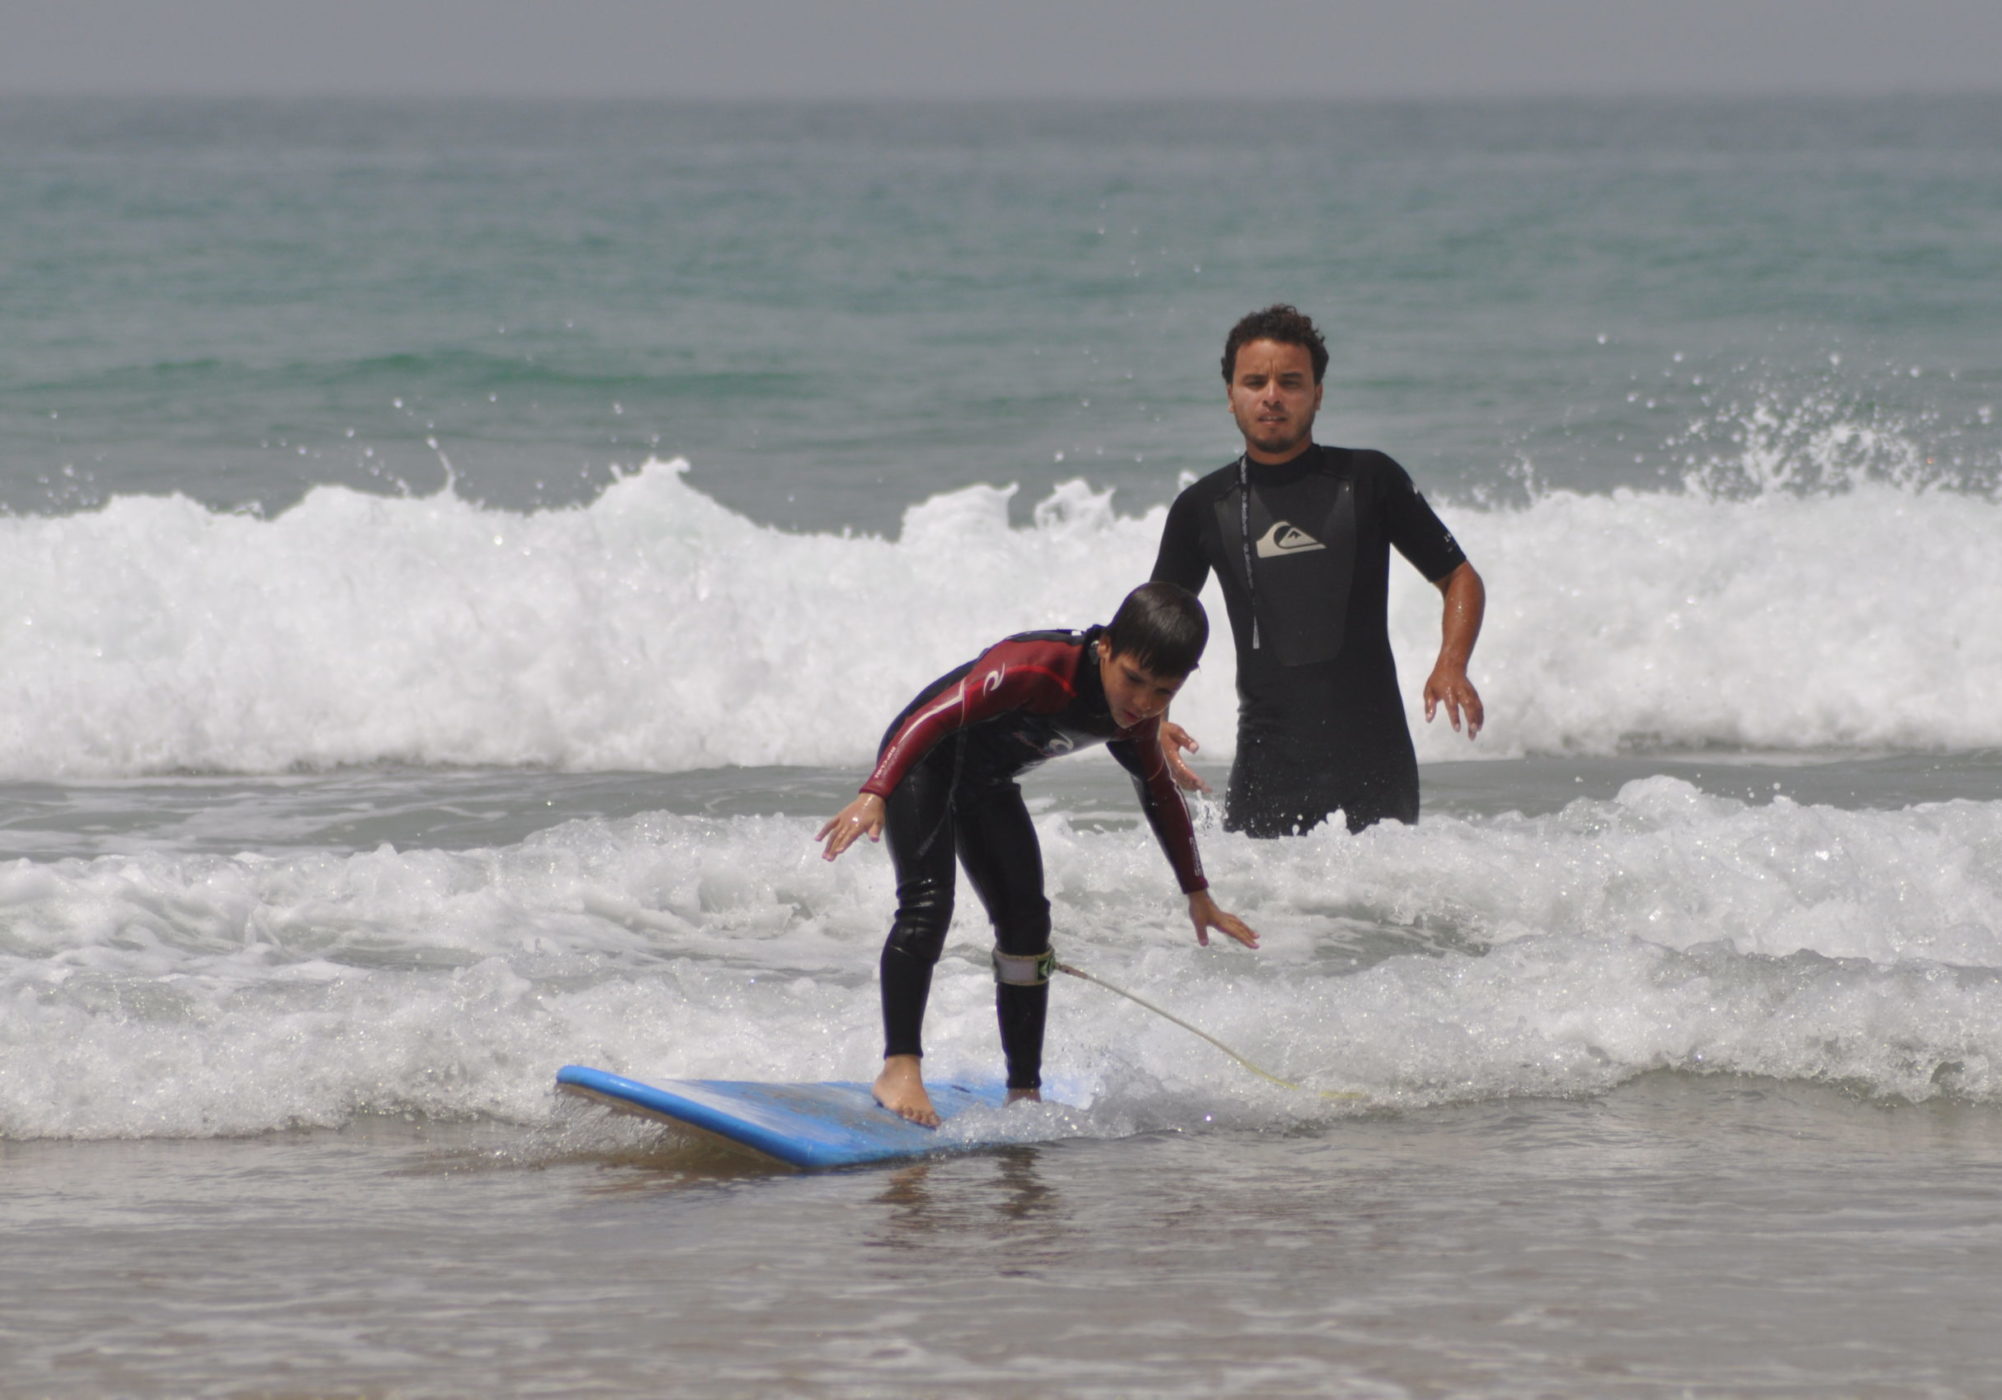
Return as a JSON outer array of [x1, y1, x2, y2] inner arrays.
[[861, 633, 1207, 894]]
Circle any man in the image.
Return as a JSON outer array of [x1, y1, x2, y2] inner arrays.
[[1150, 304, 1485, 836], [818, 582, 1259, 1127]]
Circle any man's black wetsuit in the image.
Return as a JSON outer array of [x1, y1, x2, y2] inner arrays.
[[861, 626, 1204, 1091], [1152, 444, 1466, 836]]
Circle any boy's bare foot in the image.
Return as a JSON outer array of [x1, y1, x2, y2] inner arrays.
[[873, 1055, 940, 1128], [1005, 1088, 1042, 1106]]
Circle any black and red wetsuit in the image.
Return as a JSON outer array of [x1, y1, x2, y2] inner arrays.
[[862, 625, 1204, 1091]]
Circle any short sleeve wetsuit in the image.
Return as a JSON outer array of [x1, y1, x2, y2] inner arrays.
[[1152, 443, 1466, 836], [863, 625, 1204, 1091]]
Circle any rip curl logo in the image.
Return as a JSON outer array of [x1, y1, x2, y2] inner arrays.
[[983, 669, 1006, 697], [1255, 521, 1326, 558], [1010, 725, 1074, 758]]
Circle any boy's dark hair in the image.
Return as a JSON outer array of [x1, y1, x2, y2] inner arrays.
[[1104, 582, 1208, 679], [1221, 303, 1328, 385]]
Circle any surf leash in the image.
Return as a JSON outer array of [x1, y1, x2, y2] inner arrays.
[[1055, 961, 1367, 1102]]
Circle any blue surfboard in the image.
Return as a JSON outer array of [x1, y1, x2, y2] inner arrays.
[[555, 1065, 1014, 1170]]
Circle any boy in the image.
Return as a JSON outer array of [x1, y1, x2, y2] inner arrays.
[[818, 581, 1259, 1126]]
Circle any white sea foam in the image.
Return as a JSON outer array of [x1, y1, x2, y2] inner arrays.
[[3, 455, 1999, 778], [5, 782, 2000, 1139]]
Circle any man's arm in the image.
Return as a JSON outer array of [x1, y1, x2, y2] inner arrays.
[[1151, 488, 1215, 789], [1150, 486, 1212, 594], [1376, 456, 1483, 740], [1422, 560, 1485, 739]]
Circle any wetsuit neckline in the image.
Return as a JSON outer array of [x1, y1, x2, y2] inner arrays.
[[1242, 443, 1328, 482], [1243, 441, 1319, 471]]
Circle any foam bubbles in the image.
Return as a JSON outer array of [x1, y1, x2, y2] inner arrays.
[[6, 783, 2002, 1139], [5, 455, 2002, 778]]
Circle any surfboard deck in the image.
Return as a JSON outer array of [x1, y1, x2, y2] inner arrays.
[[555, 1065, 1014, 1170]]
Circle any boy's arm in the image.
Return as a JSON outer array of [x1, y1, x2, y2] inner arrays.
[[1113, 735, 1257, 947], [1118, 724, 1259, 946], [1110, 722, 1208, 894], [860, 684, 965, 799]]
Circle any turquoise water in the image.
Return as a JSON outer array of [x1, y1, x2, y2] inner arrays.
[[7, 96, 1998, 532], [6, 96, 2002, 1397]]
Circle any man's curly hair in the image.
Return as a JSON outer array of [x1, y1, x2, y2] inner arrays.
[[1221, 304, 1328, 385]]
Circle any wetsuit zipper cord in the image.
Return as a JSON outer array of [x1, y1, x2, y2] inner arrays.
[[1237, 454, 1260, 650]]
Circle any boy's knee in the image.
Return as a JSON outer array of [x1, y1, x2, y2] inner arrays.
[[886, 880, 954, 963], [991, 897, 1052, 956]]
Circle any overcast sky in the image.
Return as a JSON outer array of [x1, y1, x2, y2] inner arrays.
[[5, 0, 2000, 101]]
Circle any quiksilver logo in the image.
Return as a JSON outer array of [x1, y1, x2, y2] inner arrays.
[[1256, 521, 1326, 558]]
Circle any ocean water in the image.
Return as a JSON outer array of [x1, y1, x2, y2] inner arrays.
[[4, 94, 2002, 1397]]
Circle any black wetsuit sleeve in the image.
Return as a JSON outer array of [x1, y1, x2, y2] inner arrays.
[[1150, 487, 1213, 594], [1108, 729, 1208, 894], [1375, 453, 1468, 583]]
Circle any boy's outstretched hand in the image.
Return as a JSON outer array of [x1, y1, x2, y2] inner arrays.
[[1187, 889, 1258, 949], [817, 793, 886, 861]]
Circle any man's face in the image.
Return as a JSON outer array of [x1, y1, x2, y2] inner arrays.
[[1227, 338, 1323, 463], [1097, 648, 1187, 731]]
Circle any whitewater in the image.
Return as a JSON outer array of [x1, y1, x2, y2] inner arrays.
[[6, 460, 2002, 1146], [6, 453, 2001, 779], [8, 774, 2002, 1142]]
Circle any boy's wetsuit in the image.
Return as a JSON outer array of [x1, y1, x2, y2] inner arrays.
[[1152, 444, 1467, 836], [861, 625, 1205, 1091]]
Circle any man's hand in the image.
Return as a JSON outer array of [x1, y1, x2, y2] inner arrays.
[[1425, 561, 1486, 740], [1423, 666, 1485, 739], [1159, 720, 1212, 793], [816, 794, 886, 861], [1187, 889, 1258, 948]]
